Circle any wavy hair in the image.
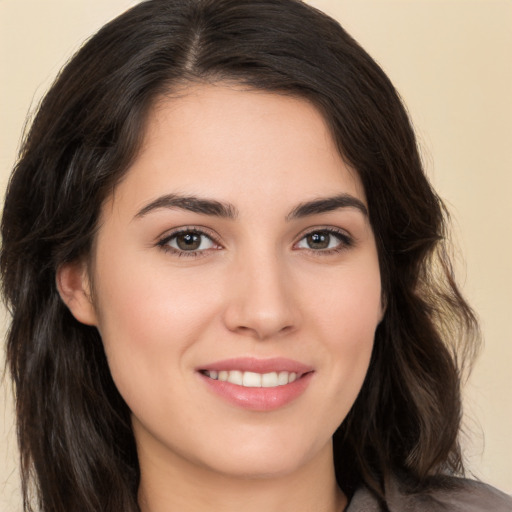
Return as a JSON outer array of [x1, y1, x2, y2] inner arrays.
[[1, 1, 479, 510]]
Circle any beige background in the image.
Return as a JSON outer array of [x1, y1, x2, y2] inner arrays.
[[1, 0, 511, 510]]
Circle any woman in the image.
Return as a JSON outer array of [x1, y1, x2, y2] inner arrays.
[[1, 0, 510, 511]]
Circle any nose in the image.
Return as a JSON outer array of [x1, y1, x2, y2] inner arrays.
[[222, 250, 300, 340]]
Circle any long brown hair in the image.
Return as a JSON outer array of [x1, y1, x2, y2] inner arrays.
[[1, 1, 479, 510]]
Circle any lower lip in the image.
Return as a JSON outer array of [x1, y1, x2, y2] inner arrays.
[[199, 372, 313, 411]]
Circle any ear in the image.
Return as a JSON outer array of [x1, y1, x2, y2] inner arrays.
[[56, 260, 98, 326]]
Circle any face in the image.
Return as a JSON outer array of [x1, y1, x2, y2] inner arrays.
[[62, 83, 383, 481]]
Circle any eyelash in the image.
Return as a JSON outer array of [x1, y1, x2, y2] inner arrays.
[[156, 226, 354, 258], [157, 227, 221, 258], [295, 227, 354, 256]]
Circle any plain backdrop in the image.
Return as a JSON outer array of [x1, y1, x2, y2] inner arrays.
[[1, 1, 511, 510]]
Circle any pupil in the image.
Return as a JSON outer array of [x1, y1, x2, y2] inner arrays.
[[177, 233, 200, 250], [308, 232, 329, 249]]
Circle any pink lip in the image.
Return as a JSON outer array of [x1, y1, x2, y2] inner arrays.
[[196, 357, 314, 412]]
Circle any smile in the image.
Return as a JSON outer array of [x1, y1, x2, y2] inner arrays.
[[198, 358, 314, 411], [202, 370, 299, 388]]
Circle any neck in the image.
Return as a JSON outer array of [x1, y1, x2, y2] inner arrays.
[[136, 441, 346, 512]]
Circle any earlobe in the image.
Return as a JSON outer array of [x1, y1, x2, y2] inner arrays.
[[56, 261, 98, 326]]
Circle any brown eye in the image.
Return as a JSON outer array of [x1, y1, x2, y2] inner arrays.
[[162, 230, 217, 253], [296, 229, 352, 252], [176, 233, 202, 251], [306, 232, 331, 249]]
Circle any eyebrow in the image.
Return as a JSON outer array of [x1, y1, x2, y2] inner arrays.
[[285, 194, 368, 220], [135, 194, 238, 219], [134, 193, 368, 221]]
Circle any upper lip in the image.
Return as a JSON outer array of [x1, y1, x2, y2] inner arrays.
[[197, 357, 313, 375]]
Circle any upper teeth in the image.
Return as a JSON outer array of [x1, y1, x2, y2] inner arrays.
[[204, 370, 298, 387]]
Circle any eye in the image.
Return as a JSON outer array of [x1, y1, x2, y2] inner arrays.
[[158, 229, 219, 255], [295, 229, 352, 252]]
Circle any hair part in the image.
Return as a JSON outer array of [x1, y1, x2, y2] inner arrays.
[[1, 1, 479, 510]]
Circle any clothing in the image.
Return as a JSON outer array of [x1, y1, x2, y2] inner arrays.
[[346, 476, 512, 511]]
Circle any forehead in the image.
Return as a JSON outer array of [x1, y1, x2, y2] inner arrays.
[[107, 82, 366, 217]]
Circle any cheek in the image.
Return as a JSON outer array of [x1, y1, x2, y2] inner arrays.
[[306, 262, 381, 409], [95, 249, 216, 340], [310, 259, 382, 342], [91, 251, 221, 405]]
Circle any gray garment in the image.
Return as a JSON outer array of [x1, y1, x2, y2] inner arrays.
[[346, 476, 512, 511]]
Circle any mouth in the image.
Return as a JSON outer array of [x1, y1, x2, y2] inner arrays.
[[197, 358, 314, 411], [200, 369, 303, 388]]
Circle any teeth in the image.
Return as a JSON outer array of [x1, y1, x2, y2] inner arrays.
[[261, 372, 277, 387], [278, 371, 289, 385], [227, 370, 243, 386], [243, 371, 261, 387], [204, 370, 300, 387]]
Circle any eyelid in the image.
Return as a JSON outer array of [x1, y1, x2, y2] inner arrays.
[[156, 225, 221, 243], [293, 226, 354, 252], [155, 224, 354, 258], [156, 226, 224, 256]]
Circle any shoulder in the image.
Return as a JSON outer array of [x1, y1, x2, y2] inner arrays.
[[387, 477, 512, 512], [346, 475, 512, 512]]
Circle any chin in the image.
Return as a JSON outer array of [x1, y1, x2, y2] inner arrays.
[[203, 453, 310, 480], [192, 432, 333, 481]]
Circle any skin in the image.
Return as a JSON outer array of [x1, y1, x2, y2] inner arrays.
[[59, 83, 384, 512]]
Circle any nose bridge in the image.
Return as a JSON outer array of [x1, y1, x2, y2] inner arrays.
[[222, 243, 298, 340]]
